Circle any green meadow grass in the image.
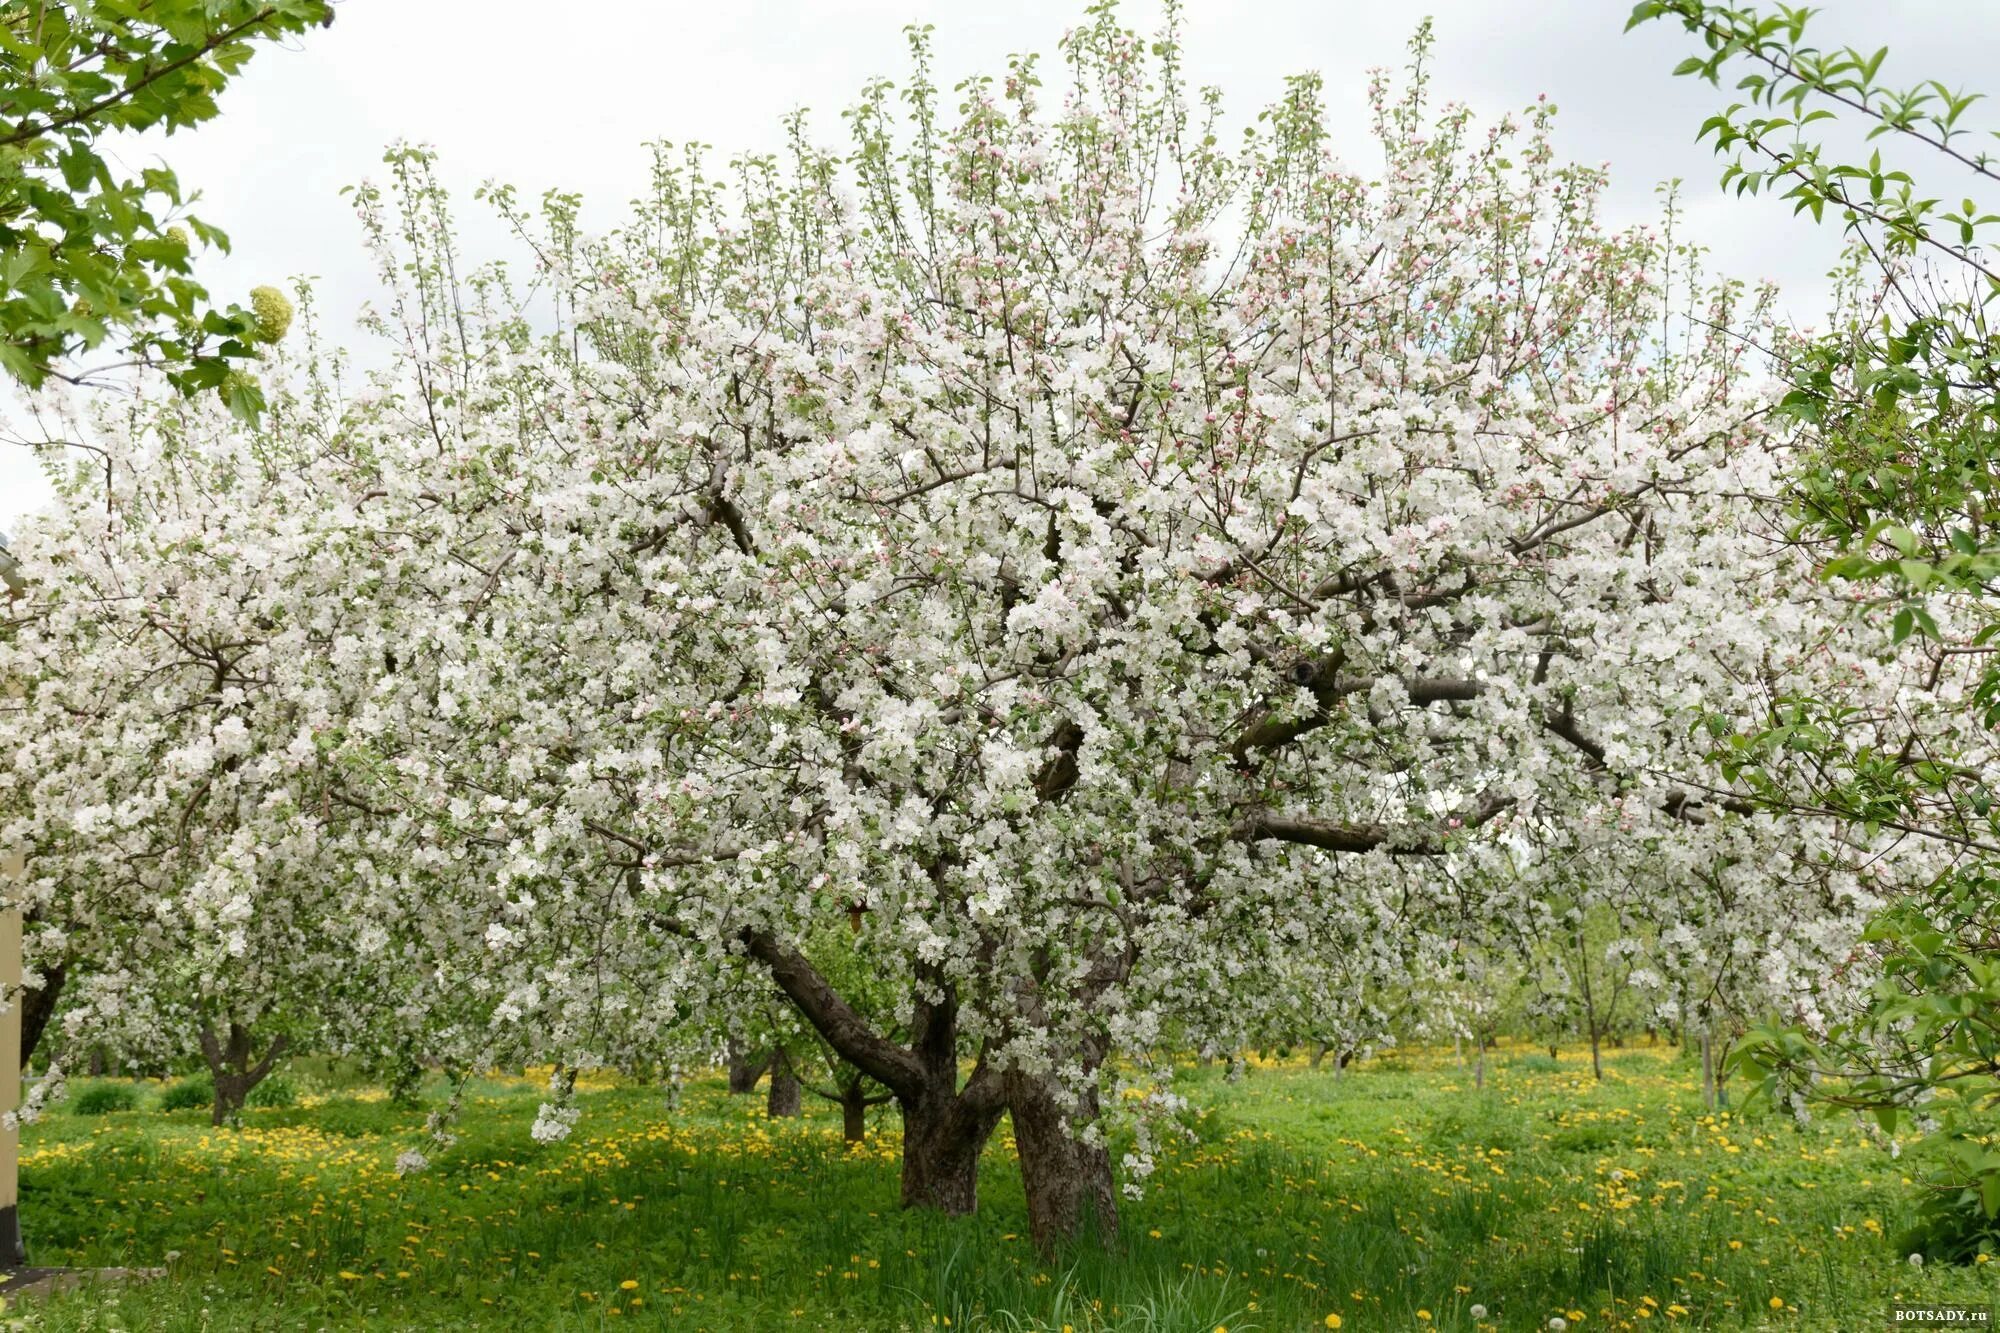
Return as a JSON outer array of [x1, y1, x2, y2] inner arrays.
[[9, 1043, 1996, 1330]]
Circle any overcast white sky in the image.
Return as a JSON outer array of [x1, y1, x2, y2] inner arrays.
[[3, 0, 1993, 528]]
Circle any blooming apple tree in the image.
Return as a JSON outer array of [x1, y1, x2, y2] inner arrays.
[[0, 7, 1946, 1253]]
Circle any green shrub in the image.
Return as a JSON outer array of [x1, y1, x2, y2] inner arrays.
[[158, 1076, 214, 1112], [1509, 1053, 1562, 1074], [70, 1082, 140, 1116], [247, 1074, 297, 1109]]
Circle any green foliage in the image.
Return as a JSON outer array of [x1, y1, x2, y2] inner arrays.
[[157, 1075, 212, 1113], [1735, 871, 2000, 1260], [67, 1080, 139, 1115], [1635, 0, 2000, 1257], [246, 1073, 297, 1109], [1629, 0, 2000, 751], [0, 0, 331, 398]]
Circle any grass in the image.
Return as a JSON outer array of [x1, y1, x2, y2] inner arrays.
[[9, 1042, 1997, 1330]]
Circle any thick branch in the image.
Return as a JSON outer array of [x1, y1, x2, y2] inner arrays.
[[740, 929, 926, 1097], [1234, 791, 1517, 857]]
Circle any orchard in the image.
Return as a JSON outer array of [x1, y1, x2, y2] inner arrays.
[[0, 2, 1995, 1328]]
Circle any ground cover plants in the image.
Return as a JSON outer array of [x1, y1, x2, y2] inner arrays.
[[12, 1046, 1997, 1331]]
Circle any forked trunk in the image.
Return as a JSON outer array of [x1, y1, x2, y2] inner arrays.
[[898, 1089, 1003, 1215], [198, 1021, 288, 1128], [1006, 1071, 1119, 1255]]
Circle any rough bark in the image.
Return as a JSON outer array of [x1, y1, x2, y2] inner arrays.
[[765, 1047, 802, 1118], [197, 1022, 288, 1127], [898, 1083, 1004, 1214], [1006, 1071, 1119, 1255]]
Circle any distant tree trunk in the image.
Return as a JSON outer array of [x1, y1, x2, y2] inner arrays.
[[1308, 1041, 1328, 1070], [726, 1041, 770, 1095], [1575, 932, 1604, 1081], [86, 1047, 105, 1077], [1454, 1034, 1463, 1069], [1006, 1070, 1118, 1256], [1704, 1020, 1720, 1104], [765, 1047, 802, 1118], [198, 1022, 289, 1127], [841, 1083, 869, 1142], [813, 1068, 891, 1144], [1715, 1033, 1733, 1111], [1474, 1038, 1487, 1091]]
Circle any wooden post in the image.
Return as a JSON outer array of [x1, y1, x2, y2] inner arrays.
[[0, 847, 21, 1266]]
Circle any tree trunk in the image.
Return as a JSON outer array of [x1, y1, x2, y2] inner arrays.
[[1576, 932, 1603, 1081], [898, 1088, 1003, 1215], [740, 932, 1007, 1218], [841, 1083, 869, 1143], [1308, 1040, 1327, 1070], [726, 1041, 770, 1095], [1700, 1027, 1717, 1112], [1474, 1038, 1487, 1091], [766, 1047, 802, 1118], [198, 1022, 288, 1128], [1006, 1071, 1118, 1256]]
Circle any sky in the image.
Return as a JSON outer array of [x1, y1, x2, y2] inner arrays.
[[3, 0, 1993, 529]]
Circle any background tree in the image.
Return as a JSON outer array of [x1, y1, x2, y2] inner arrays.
[[1631, 0, 2000, 1259]]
